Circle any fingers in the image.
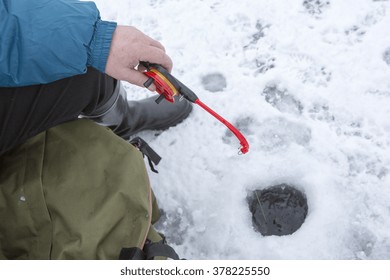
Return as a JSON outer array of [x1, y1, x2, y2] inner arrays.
[[105, 25, 173, 89], [149, 38, 166, 52], [137, 45, 173, 72], [139, 29, 166, 52]]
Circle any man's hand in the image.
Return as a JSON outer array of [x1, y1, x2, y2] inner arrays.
[[105, 25, 172, 91]]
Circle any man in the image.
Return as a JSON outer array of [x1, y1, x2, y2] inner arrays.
[[0, 0, 192, 154], [0, 0, 190, 259]]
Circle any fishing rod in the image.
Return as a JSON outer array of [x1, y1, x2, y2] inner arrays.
[[141, 62, 249, 154]]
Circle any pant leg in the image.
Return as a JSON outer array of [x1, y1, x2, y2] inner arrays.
[[0, 119, 156, 259], [0, 68, 115, 156]]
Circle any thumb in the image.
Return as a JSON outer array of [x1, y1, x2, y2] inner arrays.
[[121, 68, 156, 92]]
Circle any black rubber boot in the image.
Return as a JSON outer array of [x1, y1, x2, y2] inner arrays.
[[84, 82, 193, 140]]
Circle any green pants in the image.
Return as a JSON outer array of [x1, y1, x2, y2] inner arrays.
[[0, 119, 161, 259]]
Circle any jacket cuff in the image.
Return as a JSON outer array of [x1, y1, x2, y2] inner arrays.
[[88, 19, 117, 73]]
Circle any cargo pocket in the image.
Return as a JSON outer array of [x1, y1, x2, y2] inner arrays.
[[41, 119, 153, 259]]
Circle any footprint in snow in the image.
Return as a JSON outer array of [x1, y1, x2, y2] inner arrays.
[[201, 73, 227, 92], [262, 83, 303, 115]]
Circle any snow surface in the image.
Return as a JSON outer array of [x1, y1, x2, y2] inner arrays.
[[94, 0, 390, 259]]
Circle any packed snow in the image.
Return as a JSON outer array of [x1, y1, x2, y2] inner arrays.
[[93, 0, 390, 259]]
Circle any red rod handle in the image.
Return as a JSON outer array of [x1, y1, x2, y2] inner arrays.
[[194, 99, 249, 154]]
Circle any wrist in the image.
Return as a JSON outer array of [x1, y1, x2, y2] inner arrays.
[[87, 19, 117, 73]]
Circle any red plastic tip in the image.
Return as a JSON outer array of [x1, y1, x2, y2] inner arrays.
[[194, 99, 249, 155]]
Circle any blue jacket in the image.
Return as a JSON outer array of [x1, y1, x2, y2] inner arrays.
[[0, 0, 117, 87]]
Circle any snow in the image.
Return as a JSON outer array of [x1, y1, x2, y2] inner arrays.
[[93, 0, 390, 259]]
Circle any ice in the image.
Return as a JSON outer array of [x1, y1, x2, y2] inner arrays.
[[94, 0, 390, 259]]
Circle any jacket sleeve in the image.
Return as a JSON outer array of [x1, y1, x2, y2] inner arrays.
[[0, 0, 117, 87]]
